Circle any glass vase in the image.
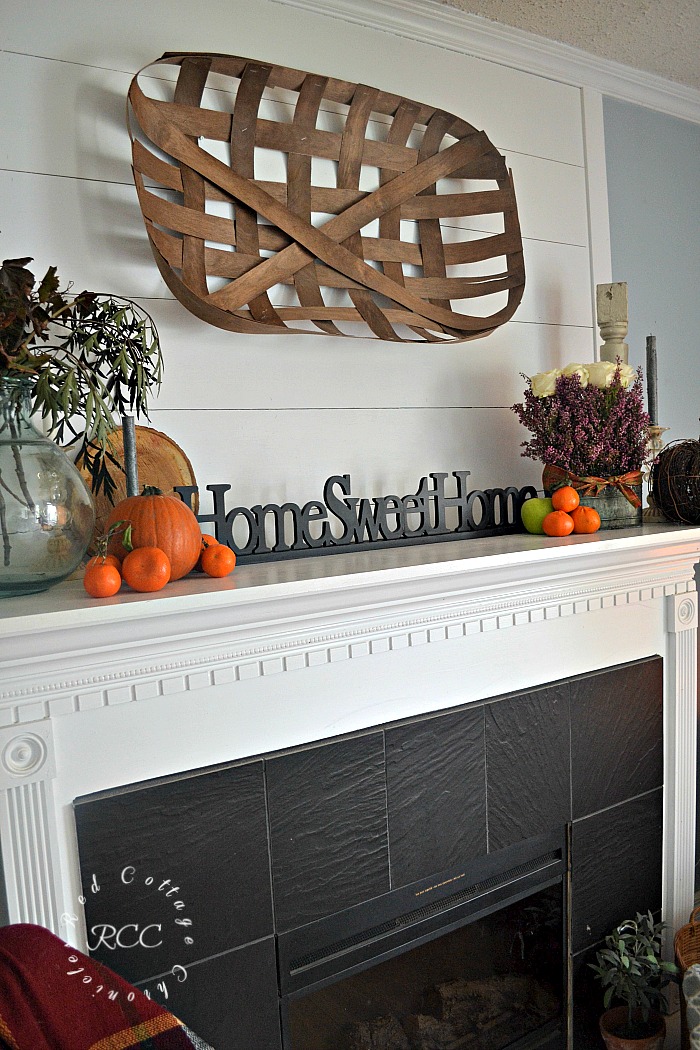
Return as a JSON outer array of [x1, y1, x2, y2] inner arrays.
[[0, 377, 96, 598]]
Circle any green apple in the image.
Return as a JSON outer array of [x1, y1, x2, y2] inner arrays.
[[520, 497, 554, 534]]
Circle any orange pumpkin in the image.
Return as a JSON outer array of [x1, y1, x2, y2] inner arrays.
[[106, 486, 201, 581]]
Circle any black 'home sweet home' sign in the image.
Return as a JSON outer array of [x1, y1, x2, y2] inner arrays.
[[174, 472, 536, 564]]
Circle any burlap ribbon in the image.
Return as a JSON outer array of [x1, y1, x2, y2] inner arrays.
[[542, 464, 643, 508]]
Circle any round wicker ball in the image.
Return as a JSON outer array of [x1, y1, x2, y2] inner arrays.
[[651, 439, 700, 524]]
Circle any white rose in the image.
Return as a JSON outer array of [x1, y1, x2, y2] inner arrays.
[[560, 363, 589, 388], [530, 369, 561, 397], [617, 363, 637, 388], [586, 361, 617, 389]]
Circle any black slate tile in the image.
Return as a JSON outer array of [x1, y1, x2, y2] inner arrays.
[[74, 761, 272, 984], [571, 658, 663, 819], [572, 945, 607, 1050], [267, 733, 389, 931], [137, 938, 281, 1050], [386, 706, 486, 887], [485, 685, 571, 852], [571, 788, 663, 953]]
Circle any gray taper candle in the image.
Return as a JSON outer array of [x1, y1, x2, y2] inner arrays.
[[122, 414, 139, 497], [646, 335, 658, 425]]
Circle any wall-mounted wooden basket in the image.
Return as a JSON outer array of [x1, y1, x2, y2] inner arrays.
[[128, 53, 525, 342]]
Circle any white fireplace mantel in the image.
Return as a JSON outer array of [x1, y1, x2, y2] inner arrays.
[[0, 524, 698, 953]]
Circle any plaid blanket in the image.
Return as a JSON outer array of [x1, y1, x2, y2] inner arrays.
[[0, 924, 215, 1049]]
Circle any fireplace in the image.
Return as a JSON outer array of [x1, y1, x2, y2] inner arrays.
[[0, 526, 697, 1049], [280, 833, 567, 1050], [72, 656, 663, 1048]]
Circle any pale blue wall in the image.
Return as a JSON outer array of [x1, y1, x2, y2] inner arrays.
[[603, 98, 700, 444]]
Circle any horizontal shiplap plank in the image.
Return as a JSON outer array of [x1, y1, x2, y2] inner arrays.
[[0, 54, 135, 186], [0, 170, 169, 299], [144, 406, 544, 514], [1, 0, 584, 166], [0, 53, 586, 250], [0, 169, 592, 328], [491, 152, 587, 246], [145, 298, 595, 410]]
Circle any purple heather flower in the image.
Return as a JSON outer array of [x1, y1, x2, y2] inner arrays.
[[511, 366, 650, 476]]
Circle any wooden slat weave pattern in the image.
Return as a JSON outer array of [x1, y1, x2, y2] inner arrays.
[[128, 53, 525, 342]]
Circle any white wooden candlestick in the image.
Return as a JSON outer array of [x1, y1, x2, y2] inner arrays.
[[596, 282, 629, 363]]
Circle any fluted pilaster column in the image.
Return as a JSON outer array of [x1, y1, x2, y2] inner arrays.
[[0, 721, 60, 932], [664, 590, 698, 933]]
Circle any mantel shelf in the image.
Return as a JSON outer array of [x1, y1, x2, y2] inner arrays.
[[1, 523, 698, 640]]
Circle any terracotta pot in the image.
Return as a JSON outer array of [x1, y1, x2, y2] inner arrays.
[[599, 1006, 666, 1050]]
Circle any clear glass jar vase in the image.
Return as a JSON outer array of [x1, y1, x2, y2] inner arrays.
[[0, 377, 96, 598]]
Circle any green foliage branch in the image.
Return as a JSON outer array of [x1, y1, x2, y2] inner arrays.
[[589, 911, 679, 1037], [0, 256, 163, 501]]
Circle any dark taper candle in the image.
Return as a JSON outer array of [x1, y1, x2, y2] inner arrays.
[[646, 335, 658, 425], [122, 414, 139, 497]]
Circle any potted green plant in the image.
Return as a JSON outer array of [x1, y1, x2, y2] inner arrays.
[[0, 255, 163, 596], [590, 911, 679, 1049]]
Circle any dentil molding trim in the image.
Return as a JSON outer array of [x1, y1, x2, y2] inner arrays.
[[1, 530, 699, 721], [268, 0, 700, 125]]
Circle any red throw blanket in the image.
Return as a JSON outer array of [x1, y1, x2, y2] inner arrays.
[[0, 924, 213, 1049]]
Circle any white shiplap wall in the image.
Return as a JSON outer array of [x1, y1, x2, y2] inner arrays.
[[1, 0, 597, 510]]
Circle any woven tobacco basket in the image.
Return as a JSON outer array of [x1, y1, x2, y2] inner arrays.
[[127, 53, 525, 342]]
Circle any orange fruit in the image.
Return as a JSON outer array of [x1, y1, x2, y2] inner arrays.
[[570, 505, 601, 534], [542, 510, 575, 537], [195, 533, 220, 572], [200, 544, 237, 578], [551, 485, 580, 513], [122, 546, 171, 592], [86, 553, 122, 572], [83, 560, 122, 598]]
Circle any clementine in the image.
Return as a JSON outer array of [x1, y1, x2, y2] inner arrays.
[[122, 546, 171, 592], [570, 505, 601, 534], [542, 510, 575, 537], [201, 544, 237, 578], [195, 533, 220, 572], [551, 485, 580, 513], [83, 560, 122, 598]]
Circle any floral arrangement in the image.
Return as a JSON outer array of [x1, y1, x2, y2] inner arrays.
[[0, 255, 162, 498], [511, 360, 650, 480]]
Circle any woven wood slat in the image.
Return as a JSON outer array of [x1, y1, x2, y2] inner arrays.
[[128, 53, 525, 341], [141, 98, 421, 171], [338, 84, 397, 341], [165, 51, 443, 128], [173, 57, 211, 298], [137, 179, 520, 284], [235, 63, 285, 327], [379, 98, 421, 287], [220, 174, 507, 215], [419, 111, 455, 314], [288, 72, 340, 336]]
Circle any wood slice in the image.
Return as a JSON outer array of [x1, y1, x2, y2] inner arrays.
[[83, 425, 198, 549]]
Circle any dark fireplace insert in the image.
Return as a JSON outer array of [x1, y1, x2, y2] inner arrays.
[[278, 830, 569, 1050], [74, 658, 663, 1048]]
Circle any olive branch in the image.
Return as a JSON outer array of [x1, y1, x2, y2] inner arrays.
[[0, 255, 163, 504]]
